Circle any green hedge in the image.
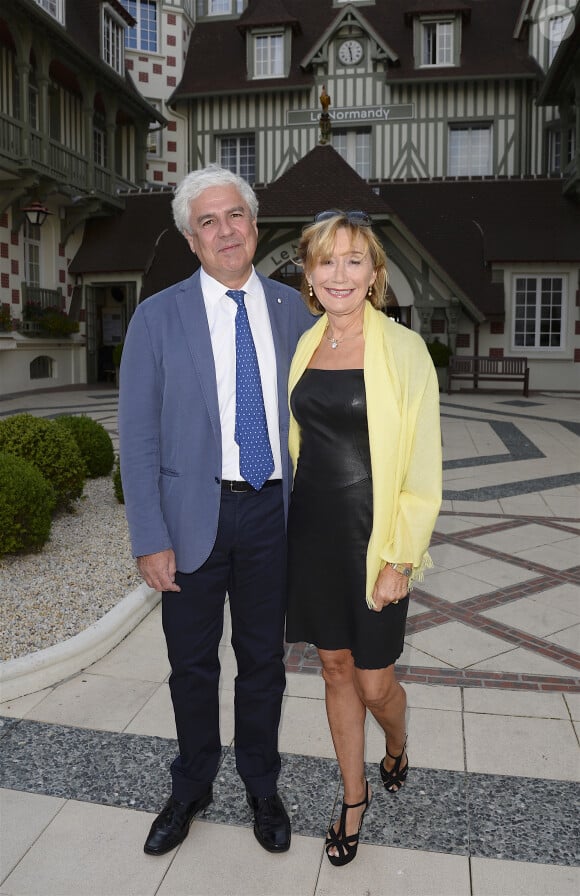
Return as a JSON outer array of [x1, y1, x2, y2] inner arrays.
[[0, 414, 86, 510], [113, 455, 124, 504], [0, 451, 56, 554], [55, 415, 114, 478]]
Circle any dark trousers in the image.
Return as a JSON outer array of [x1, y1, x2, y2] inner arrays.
[[162, 484, 287, 802]]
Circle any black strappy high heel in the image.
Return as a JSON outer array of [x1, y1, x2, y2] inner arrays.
[[380, 739, 408, 793], [325, 780, 370, 867]]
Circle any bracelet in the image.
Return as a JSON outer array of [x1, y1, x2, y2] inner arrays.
[[390, 563, 412, 578]]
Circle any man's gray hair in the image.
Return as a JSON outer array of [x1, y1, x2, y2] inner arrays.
[[172, 164, 259, 235]]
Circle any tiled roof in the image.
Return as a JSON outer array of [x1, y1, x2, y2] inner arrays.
[[69, 189, 198, 299], [170, 0, 538, 100], [237, 0, 300, 32], [380, 177, 580, 315], [255, 145, 392, 218], [70, 164, 577, 318]]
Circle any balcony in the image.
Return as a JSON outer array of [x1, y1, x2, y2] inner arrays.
[[0, 113, 132, 203]]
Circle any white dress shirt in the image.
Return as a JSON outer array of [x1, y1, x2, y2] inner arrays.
[[200, 267, 282, 481]]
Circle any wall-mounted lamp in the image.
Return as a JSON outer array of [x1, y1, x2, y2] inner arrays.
[[21, 201, 53, 227]]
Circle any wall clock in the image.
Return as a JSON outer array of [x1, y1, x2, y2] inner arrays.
[[338, 39, 364, 65]]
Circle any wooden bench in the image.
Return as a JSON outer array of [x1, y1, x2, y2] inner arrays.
[[448, 356, 530, 396]]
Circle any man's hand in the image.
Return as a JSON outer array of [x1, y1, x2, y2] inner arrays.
[[137, 549, 181, 593]]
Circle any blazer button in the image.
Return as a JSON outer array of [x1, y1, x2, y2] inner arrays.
[[214, 477, 220, 484]]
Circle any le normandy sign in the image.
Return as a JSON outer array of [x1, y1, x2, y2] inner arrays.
[[287, 104, 415, 126]]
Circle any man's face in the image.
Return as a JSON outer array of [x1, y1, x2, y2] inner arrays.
[[184, 185, 258, 288]]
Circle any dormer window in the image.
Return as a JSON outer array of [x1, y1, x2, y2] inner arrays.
[[414, 15, 460, 68], [253, 32, 284, 78], [422, 21, 452, 66], [548, 13, 572, 64], [102, 4, 126, 74], [34, 0, 65, 24], [199, 0, 244, 15]]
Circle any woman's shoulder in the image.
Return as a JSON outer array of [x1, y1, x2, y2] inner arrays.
[[374, 309, 428, 355]]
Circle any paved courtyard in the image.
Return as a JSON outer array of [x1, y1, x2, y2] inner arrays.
[[0, 385, 579, 895]]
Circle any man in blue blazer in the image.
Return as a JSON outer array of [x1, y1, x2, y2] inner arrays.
[[119, 165, 313, 856]]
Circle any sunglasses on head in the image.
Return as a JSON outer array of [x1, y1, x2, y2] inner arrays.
[[314, 209, 372, 226]]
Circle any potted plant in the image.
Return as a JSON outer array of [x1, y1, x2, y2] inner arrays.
[[426, 338, 452, 392], [0, 305, 12, 332]]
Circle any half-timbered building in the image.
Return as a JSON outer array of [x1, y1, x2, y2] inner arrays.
[[1, 0, 579, 392]]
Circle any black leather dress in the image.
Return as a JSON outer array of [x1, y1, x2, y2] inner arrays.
[[286, 368, 408, 669]]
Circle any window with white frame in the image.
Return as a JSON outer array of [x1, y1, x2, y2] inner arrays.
[[209, 0, 231, 14], [197, 0, 244, 15], [448, 125, 492, 176], [24, 221, 41, 288], [125, 1, 158, 52], [422, 20, 453, 66], [547, 124, 576, 174], [34, 0, 65, 24], [549, 13, 572, 64], [513, 276, 565, 349], [102, 5, 125, 74], [333, 130, 371, 179], [254, 34, 284, 78], [219, 135, 255, 183]]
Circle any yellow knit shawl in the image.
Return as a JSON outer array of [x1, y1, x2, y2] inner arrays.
[[288, 303, 442, 608]]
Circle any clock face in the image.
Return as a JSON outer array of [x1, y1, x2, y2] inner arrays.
[[338, 39, 363, 65]]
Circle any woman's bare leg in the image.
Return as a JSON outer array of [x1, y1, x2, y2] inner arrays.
[[354, 664, 407, 789], [319, 648, 370, 857]]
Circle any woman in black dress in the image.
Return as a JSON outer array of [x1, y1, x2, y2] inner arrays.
[[286, 210, 442, 866]]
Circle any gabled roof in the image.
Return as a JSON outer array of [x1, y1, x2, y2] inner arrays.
[[300, 2, 399, 70], [69, 191, 192, 278], [256, 145, 392, 218], [237, 0, 300, 33], [170, 0, 539, 102]]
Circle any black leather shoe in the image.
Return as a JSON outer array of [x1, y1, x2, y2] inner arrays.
[[144, 790, 213, 855], [246, 791, 291, 853]]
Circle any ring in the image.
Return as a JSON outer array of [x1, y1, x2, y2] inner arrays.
[[393, 600, 399, 605]]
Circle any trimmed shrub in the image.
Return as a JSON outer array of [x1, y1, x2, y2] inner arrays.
[[426, 338, 452, 369], [0, 414, 86, 510], [0, 451, 56, 554], [113, 454, 124, 504], [55, 415, 114, 478]]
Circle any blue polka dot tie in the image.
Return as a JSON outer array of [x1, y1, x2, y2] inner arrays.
[[226, 290, 274, 490]]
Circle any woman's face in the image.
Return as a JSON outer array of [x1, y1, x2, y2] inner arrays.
[[308, 227, 377, 320]]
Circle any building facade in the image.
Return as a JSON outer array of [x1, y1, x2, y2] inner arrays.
[[1, 0, 579, 393]]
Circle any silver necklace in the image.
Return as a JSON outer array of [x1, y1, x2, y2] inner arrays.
[[324, 324, 362, 349]]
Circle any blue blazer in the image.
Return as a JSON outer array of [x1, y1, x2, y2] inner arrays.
[[118, 269, 314, 572]]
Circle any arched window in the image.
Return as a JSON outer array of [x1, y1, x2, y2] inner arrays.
[[30, 355, 53, 379]]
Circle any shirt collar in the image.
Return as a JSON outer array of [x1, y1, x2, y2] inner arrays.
[[200, 267, 259, 306]]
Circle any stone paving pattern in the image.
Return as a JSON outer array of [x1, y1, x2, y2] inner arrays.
[[0, 386, 578, 896]]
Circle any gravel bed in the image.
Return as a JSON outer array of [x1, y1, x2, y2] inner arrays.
[[0, 477, 142, 662]]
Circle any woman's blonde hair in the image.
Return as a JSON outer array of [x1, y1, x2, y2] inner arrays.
[[296, 212, 389, 314]]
